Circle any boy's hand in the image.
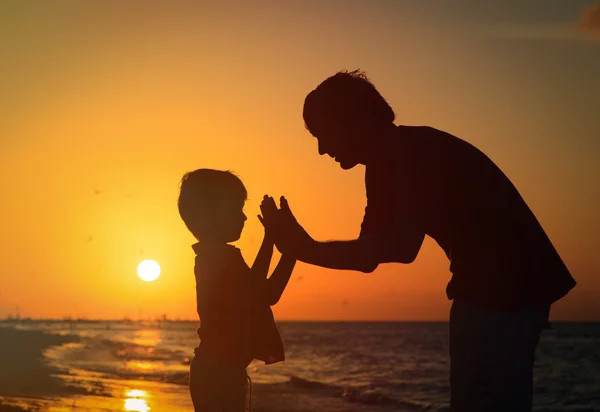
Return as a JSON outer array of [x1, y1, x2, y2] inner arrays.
[[258, 195, 279, 239]]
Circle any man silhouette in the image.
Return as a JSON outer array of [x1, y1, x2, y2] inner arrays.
[[267, 70, 576, 412]]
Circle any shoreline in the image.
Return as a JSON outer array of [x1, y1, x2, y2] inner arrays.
[[0, 327, 83, 398], [0, 327, 84, 411], [0, 326, 415, 412]]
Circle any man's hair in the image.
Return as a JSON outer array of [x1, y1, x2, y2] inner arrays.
[[303, 69, 395, 137], [178, 169, 247, 239]]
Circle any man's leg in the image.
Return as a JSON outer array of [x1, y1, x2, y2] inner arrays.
[[449, 301, 549, 412]]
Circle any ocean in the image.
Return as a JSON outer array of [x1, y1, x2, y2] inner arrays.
[[1, 321, 599, 411]]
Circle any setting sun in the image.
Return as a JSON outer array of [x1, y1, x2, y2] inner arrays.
[[137, 260, 161, 282]]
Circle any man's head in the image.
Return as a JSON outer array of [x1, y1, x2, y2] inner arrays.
[[303, 70, 395, 169], [178, 169, 247, 243]]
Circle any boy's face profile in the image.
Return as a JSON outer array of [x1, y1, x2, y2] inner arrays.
[[209, 197, 247, 243], [178, 169, 248, 244]]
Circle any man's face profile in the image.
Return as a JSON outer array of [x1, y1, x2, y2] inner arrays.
[[315, 123, 366, 170]]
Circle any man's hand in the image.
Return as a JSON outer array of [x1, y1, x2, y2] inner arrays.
[[259, 195, 314, 258], [273, 196, 315, 257]]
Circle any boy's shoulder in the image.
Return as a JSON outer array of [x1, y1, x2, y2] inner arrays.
[[192, 242, 246, 275], [192, 242, 240, 256]]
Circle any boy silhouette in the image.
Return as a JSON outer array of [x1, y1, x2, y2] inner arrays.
[[178, 169, 296, 411]]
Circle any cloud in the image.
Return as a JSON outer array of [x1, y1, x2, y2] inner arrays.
[[489, 24, 579, 40], [578, 2, 600, 38], [483, 3, 600, 43]]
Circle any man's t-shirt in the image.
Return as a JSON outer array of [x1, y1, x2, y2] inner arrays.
[[360, 126, 576, 309]]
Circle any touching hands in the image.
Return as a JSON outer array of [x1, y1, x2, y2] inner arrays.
[[258, 195, 314, 257]]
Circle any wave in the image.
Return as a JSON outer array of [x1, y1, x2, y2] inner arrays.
[[44, 335, 190, 384], [285, 375, 434, 409], [35, 321, 600, 412], [46, 333, 437, 410], [49, 336, 186, 362]]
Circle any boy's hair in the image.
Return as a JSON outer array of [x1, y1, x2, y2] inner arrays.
[[303, 69, 395, 137], [178, 169, 247, 239]]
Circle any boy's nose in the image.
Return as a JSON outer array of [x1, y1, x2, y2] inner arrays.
[[242, 213, 247, 221]]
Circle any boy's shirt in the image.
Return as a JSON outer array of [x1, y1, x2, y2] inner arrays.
[[192, 242, 284, 366]]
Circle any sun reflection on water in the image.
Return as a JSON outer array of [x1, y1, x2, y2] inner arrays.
[[124, 389, 151, 412], [133, 329, 161, 347], [126, 360, 156, 371]]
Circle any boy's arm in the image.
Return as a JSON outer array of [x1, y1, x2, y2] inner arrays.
[[265, 254, 296, 305], [250, 232, 274, 279]]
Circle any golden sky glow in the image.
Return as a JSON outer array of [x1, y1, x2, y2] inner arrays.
[[1, 1, 599, 320]]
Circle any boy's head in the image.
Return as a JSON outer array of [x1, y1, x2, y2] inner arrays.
[[178, 169, 247, 243], [303, 69, 395, 170]]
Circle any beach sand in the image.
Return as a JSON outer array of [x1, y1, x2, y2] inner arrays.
[[0, 327, 83, 411], [0, 327, 406, 411], [0, 328, 84, 397]]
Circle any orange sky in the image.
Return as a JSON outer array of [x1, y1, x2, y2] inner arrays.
[[1, 1, 599, 321]]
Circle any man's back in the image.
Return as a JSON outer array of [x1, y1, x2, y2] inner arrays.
[[366, 125, 576, 309]]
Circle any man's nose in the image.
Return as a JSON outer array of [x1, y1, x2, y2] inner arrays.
[[318, 141, 328, 156]]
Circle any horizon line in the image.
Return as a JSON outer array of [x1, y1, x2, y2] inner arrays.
[[1, 317, 598, 323]]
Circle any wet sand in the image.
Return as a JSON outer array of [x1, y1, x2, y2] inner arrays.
[[0, 327, 84, 411], [0, 327, 85, 398]]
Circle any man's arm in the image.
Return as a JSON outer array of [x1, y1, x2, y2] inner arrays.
[[271, 197, 425, 273], [294, 228, 425, 273]]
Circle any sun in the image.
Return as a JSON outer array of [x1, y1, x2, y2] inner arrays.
[[137, 260, 161, 282]]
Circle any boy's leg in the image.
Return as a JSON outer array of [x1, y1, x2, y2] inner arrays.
[[449, 300, 549, 412], [220, 364, 248, 412], [189, 356, 248, 412], [190, 356, 221, 411]]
